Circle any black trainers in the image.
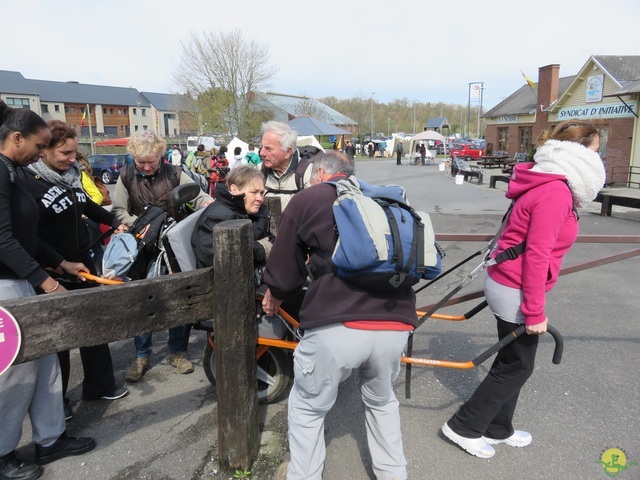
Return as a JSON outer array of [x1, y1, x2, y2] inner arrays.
[[34, 433, 96, 465], [0, 451, 43, 480], [83, 385, 129, 401], [99, 386, 129, 401]]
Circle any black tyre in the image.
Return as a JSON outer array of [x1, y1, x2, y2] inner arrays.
[[101, 170, 113, 184], [203, 341, 292, 404]]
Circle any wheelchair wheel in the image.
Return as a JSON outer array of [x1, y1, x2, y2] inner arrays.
[[203, 341, 292, 404]]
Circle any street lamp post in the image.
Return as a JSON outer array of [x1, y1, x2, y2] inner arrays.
[[370, 92, 377, 140]]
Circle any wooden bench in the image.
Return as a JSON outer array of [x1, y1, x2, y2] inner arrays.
[[489, 175, 511, 188], [594, 187, 640, 216]]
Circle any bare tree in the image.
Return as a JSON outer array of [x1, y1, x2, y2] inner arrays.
[[295, 92, 328, 120], [173, 29, 276, 139]]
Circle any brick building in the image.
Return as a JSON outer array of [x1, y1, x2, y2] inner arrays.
[[484, 55, 640, 185]]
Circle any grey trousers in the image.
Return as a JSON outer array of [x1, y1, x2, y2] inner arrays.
[[286, 323, 410, 480], [0, 279, 65, 455]]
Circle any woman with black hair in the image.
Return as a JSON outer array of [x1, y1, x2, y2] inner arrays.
[[18, 120, 129, 416], [0, 101, 95, 480]]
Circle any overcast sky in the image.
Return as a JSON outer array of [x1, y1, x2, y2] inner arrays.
[[4, 0, 639, 110]]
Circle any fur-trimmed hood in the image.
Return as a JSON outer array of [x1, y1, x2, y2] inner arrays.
[[531, 139, 606, 208]]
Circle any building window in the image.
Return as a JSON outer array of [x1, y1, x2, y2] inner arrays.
[[89, 107, 93, 114], [132, 108, 137, 115], [124, 109, 128, 115], [42, 104, 49, 113], [110, 108, 114, 115], [103, 108, 108, 115], [141, 109, 147, 117], [518, 126, 533, 154], [135, 125, 139, 132], [81, 107, 86, 114], [118, 109, 122, 115], [6, 98, 30, 109], [54, 104, 60, 112], [497, 127, 509, 151], [65, 106, 69, 114], [143, 125, 148, 131], [71, 106, 76, 114]]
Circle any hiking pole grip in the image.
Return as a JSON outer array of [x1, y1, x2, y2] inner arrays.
[[471, 324, 563, 367], [547, 325, 563, 365]]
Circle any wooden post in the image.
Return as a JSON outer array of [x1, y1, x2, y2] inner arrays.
[[264, 196, 282, 236], [211, 219, 259, 471]]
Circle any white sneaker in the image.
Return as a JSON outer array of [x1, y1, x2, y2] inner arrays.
[[442, 422, 495, 458], [483, 430, 532, 448]]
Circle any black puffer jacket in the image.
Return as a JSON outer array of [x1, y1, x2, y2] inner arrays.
[[191, 184, 272, 268]]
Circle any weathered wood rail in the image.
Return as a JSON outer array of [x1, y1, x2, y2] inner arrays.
[[6, 219, 259, 472]]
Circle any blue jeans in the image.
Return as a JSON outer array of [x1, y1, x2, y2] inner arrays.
[[133, 325, 191, 358]]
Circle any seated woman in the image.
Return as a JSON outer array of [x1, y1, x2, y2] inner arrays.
[[192, 165, 273, 269]]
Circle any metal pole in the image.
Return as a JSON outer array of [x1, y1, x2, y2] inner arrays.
[[466, 83, 471, 139], [478, 83, 484, 139], [371, 92, 377, 140], [87, 103, 94, 155]]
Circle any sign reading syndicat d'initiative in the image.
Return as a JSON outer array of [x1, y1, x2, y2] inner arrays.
[[0, 306, 22, 375], [557, 101, 637, 120]]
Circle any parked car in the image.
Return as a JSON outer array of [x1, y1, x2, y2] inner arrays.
[[449, 143, 486, 160], [88, 154, 132, 184]]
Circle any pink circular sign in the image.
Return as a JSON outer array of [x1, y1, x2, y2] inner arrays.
[[0, 306, 21, 376]]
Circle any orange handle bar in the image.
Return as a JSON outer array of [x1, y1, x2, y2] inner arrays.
[[79, 272, 125, 285]]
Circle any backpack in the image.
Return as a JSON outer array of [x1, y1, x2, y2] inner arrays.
[[320, 177, 438, 293], [193, 155, 209, 176], [180, 164, 208, 193]]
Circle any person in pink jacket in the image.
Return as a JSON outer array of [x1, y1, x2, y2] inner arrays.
[[442, 120, 606, 459]]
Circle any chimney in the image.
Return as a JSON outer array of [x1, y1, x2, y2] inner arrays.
[[537, 64, 560, 111]]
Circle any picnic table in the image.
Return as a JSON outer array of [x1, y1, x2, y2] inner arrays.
[[477, 154, 511, 168]]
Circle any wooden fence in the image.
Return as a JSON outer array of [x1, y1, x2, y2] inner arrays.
[[7, 219, 259, 472]]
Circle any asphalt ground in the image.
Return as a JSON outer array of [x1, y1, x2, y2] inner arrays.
[[16, 156, 640, 480]]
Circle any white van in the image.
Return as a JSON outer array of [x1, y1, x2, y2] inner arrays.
[[187, 136, 218, 153]]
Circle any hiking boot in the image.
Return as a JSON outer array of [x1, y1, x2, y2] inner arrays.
[[0, 451, 43, 480], [442, 422, 495, 459], [125, 357, 150, 382], [170, 353, 194, 374], [35, 433, 96, 465], [484, 430, 532, 448]]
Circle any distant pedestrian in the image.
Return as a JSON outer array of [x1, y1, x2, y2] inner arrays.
[[170, 145, 182, 166], [244, 143, 262, 169], [344, 141, 356, 168], [396, 141, 404, 165]]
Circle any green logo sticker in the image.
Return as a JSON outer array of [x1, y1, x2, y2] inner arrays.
[[595, 448, 637, 477]]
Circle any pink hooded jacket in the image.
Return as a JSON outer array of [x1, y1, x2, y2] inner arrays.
[[487, 163, 577, 326]]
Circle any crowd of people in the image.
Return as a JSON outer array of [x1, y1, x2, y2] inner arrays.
[[0, 103, 606, 480]]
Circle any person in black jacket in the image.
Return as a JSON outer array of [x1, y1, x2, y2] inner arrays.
[[0, 101, 95, 480], [192, 165, 273, 268], [18, 121, 129, 416]]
